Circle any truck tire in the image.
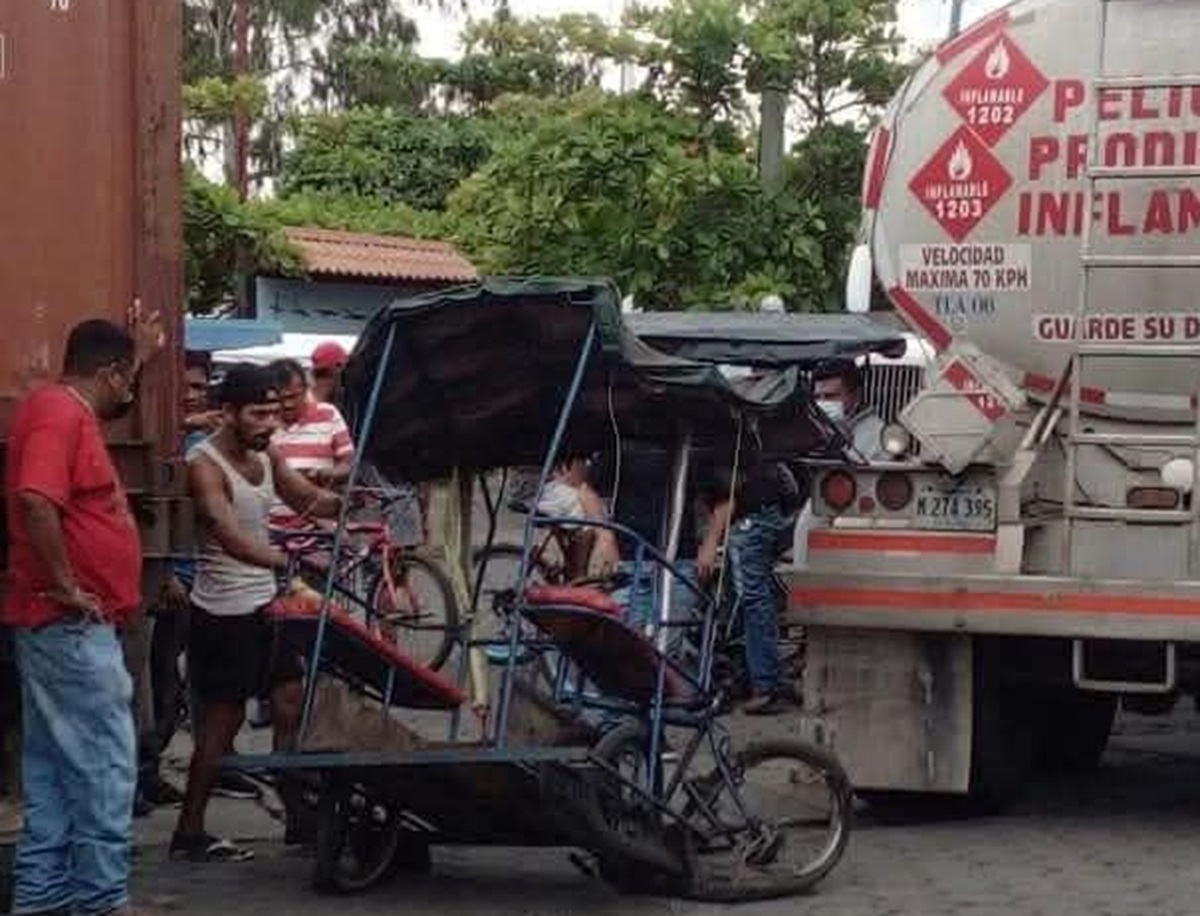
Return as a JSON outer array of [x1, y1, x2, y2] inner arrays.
[[1035, 691, 1116, 775], [968, 677, 1037, 814], [1, 841, 12, 915]]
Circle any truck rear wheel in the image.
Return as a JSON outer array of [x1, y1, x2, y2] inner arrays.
[[968, 674, 1037, 813], [1035, 691, 1116, 775]]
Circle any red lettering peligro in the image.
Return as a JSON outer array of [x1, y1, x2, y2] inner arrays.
[[1054, 79, 1085, 122], [1131, 88, 1160, 120]]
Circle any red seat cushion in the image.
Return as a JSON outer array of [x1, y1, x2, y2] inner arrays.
[[519, 593, 698, 707], [266, 598, 466, 710], [525, 584, 623, 617]]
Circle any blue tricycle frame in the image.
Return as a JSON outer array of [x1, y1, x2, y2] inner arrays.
[[227, 278, 901, 899]]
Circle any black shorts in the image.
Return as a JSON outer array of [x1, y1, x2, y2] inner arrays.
[[188, 605, 304, 706]]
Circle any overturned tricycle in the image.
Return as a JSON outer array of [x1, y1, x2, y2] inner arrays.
[[229, 279, 893, 900]]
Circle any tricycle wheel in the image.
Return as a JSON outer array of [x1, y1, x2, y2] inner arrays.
[[589, 722, 690, 896], [597, 854, 681, 896], [681, 739, 852, 902], [313, 782, 403, 895]]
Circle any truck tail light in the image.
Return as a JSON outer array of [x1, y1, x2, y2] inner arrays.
[[876, 472, 914, 511], [1127, 487, 1181, 510], [822, 471, 857, 512]]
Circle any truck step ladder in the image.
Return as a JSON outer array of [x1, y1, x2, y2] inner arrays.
[[1062, 0, 1200, 578]]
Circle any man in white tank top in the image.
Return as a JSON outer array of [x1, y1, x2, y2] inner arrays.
[[171, 364, 343, 863]]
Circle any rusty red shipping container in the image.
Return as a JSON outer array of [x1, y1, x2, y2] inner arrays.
[[0, 0, 184, 555]]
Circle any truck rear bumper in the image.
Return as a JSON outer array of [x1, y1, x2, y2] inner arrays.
[[786, 569, 1200, 641]]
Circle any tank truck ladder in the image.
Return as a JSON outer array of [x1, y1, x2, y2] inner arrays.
[[1062, 0, 1200, 690]]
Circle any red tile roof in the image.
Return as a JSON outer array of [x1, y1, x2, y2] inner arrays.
[[284, 227, 477, 282]]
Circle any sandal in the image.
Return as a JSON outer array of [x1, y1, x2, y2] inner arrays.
[[169, 832, 255, 863]]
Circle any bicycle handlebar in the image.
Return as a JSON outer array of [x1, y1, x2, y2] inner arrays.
[[347, 486, 407, 510]]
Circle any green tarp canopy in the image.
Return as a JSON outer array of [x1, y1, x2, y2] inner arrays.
[[626, 311, 906, 368], [343, 278, 900, 482]]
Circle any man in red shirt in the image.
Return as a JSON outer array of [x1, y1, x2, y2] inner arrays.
[[3, 317, 160, 916]]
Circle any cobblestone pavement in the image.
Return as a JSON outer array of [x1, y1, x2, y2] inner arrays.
[[110, 708, 1200, 916]]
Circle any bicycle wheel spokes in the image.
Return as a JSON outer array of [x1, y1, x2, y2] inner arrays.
[[371, 556, 457, 671], [684, 740, 852, 901]]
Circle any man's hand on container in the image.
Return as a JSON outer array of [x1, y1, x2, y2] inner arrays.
[[128, 297, 166, 369]]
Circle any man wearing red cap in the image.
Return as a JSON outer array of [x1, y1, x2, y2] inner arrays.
[[310, 341, 348, 406]]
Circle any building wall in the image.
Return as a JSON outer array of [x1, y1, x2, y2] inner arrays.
[[255, 277, 446, 335]]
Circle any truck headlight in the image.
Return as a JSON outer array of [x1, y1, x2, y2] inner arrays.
[[881, 423, 912, 458]]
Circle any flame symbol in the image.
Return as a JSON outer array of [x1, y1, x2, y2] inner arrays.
[[948, 141, 973, 181], [985, 39, 1010, 80]]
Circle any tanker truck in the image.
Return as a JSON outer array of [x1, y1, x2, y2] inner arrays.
[[785, 0, 1200, 807]]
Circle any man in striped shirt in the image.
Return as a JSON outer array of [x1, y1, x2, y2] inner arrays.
[[268, 359, 354, 526]]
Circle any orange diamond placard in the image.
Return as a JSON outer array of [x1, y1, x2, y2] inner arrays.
[[908, 126, 1012, 242], [943, 33, 1050, 146]]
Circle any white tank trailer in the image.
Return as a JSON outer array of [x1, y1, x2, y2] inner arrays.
[[785, 0, 1200, 808]]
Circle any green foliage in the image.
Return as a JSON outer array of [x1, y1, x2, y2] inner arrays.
[[179, 0, 909, 315], [786, 121, 871, 308], [252, 192, 444, 238], [183, 76, 270, 124], [317, 12, 624, 112], [184, 169, 443, 314], [746, 0, 907, 126], [628, 0, 749, 127], [315, 47, 450, 111], [281, 109, 493, 211], [445, 93, 826, 311], [183, 168, 298, 314]]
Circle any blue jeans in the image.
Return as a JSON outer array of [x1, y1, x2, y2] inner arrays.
[[615, 559, 700, 642], [13, 622, 135, 915], [729, 505, 792, 694]]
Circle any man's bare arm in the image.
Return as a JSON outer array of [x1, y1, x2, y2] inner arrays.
[[697, 498, 733, 582], [19, 491, 97, 611], [270, 449, 343, 519], [183, 410, 222, 435], [304, 458, 352, 488], [576, 482, 620, 569], [326, 457, 353, 485], [189, 457, 287, 569]]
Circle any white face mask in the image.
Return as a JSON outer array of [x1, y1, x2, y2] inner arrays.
[[818, 399, 845, 422]]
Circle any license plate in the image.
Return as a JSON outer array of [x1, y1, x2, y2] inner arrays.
[[914, 482, 996, 531]]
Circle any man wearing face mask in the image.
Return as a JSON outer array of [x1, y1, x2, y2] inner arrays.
[[813, 365, 886, 463], [790, 364, 887, 573], [3, 316, 163, 916]]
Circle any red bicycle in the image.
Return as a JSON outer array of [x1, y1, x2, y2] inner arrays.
[[274, 488, 460, 671]]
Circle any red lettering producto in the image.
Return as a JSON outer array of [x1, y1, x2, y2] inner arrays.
[[1027, 131, 1200, 181]]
